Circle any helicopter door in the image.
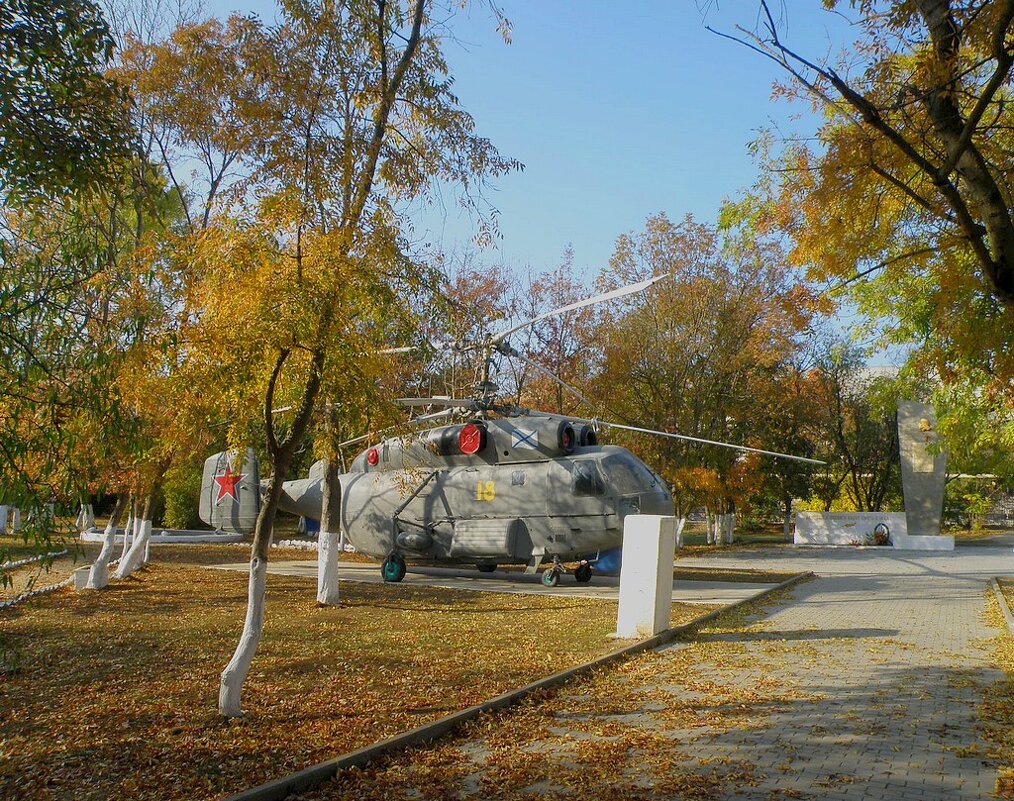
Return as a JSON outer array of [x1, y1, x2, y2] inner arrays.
[[548, 458, 610, 516]]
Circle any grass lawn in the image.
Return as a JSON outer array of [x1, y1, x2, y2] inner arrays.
[[0, 543, 718, 801]]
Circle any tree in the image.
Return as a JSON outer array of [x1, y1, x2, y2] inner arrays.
[[753, 360, 823, 536], [144, 0, 517, 716], [591, 211, 815, 535], [515, 248, 598, 414], [0, 0, 131, 202], [815, 342, 901, 512], [725, 1, 1014, 304], [719, 2, 1014, 415]]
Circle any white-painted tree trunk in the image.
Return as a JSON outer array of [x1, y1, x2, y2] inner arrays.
[[118, 510, 134, 563], [317, 457, 342, 605], [219, 554, 268, 717], [76, 503, 85, 531], [674, 516, 686, 549], [317, 530, 341, 605], [11, 507, 21, 533], [0, 506, 8, 535], [85, 504, 95, 530], [87, 496, 127, 590], [115, 519, 152, 578], [720, 513, 735, 544]]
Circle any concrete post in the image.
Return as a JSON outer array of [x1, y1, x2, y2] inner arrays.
[[616, 515, 676, 638]]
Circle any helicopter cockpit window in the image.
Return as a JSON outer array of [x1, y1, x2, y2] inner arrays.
[[602, 454, 659, 494], [572, 461, 605, 497]]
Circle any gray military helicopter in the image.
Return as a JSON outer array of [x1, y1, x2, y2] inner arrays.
[[199, 275, 821, 586]]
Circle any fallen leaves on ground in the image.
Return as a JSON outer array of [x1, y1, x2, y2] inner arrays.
[[0, 543, 714, 801]]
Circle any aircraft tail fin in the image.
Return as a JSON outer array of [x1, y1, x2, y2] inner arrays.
[[198, 449, 260, 535]]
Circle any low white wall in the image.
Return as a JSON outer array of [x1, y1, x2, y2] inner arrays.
[[80, 529, 244, 544], [794, 512, 953, 550]]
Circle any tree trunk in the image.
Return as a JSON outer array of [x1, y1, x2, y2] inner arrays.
[[118, 501, 135, 563], [219, 469, 287, 718], [674, 516, 686, 549], [87, 495, 127, 590], [783, 498, 792, 541], [317, 458, 342, 606], [117, 490, 158, 578]]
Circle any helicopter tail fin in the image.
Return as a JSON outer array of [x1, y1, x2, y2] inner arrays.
[[198, 449, 260, 535]]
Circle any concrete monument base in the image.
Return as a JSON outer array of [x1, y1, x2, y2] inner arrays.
[[794, 512, 953, 551]]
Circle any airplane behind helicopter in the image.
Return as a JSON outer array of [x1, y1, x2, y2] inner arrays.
[[198, 275, 822, 586]]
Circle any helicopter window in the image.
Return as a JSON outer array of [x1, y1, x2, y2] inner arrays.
[[603, 454, 658, 494], [572, 461, 605, 497]]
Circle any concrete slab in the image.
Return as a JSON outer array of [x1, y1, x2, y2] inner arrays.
[[206, 560, 777, 605]]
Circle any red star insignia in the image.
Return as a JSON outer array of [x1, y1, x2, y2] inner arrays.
[[214, 466, 244, 503]]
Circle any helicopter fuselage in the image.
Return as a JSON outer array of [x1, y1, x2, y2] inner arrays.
[[277, 416, 673, 567]]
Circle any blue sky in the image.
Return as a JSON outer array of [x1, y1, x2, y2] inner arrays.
[[205, 1, 855, 278]]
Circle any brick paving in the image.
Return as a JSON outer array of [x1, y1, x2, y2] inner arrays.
[[656, 545, 1008, 799], [314, 544, 1012, 800]]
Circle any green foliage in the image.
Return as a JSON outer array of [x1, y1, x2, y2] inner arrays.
[[161, 463, 204, 530], [943, 477, 998, 530], [0, 0, 131, 202]]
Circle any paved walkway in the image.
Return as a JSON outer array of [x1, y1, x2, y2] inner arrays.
[[208, 560, 779, 604], [305, 545, 1012, 801]]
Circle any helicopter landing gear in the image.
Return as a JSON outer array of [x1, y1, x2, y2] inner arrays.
[[381, 553, 406, 583], [477, 563, 497, 573], [574, 562, 593, 583], [542, 555, 564, 587]]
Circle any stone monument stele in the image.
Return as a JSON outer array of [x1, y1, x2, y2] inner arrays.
[[897, 400, 947, 537]]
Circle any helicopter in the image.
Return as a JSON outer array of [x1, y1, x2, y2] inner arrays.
[[198, 275, 822, 586]]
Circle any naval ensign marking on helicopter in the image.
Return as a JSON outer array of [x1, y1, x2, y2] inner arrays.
[[214, 466, 243, 503], [512, 428, 538, 448]]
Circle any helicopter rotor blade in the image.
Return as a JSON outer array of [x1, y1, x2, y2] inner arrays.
[[490, 273, 669, 345], [524, 409, 825, 465], [395, 397, 481, 410], [335, 408, 456, 450]]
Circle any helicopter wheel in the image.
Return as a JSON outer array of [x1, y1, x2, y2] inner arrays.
[[574, 563, 592, 583], [381, 554, 407, 583], [541, 569, 560, 588], [477, 563, 497, 573]]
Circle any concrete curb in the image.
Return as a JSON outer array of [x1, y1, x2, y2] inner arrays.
[[221, 570, 814, 801], [991, 578, 1014, 636]]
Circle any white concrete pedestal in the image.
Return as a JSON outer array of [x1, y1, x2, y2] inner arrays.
[[615, 515, 676, 638]]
